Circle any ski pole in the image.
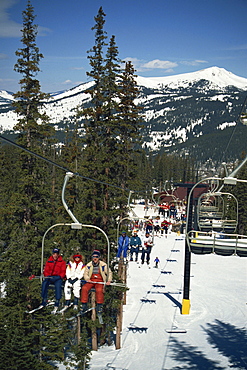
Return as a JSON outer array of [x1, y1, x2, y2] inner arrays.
[[28, 275, 50, 280], [28, 275, 126, 287], [82, 280, 126, 287]]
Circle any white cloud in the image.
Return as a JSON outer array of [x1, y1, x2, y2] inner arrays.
[[142, 59, 178, 69], [0, 0, 51, 38], [123, 58, 178, 73], [62, 80, 73, 85], [0, 78, 15, 82], [0, 0, 21, 37], [0, 53, 8, 60], [224, 44, 247, 51], [71, 66, 85, 70], [122, 58, 207, 74], [180, 59, 208, 66]]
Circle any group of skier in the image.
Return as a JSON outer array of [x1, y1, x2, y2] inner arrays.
[[117, 229, 157, 266], [39, 248, 112, 315], [37, 217, 170, 314]]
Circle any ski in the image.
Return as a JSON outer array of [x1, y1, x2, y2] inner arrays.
[[67, 306, 95, 321], [26, 301, 54, 314], [97, 312, 104, 325], [166, 329, 187, 333], [57, 303, 73, 314]]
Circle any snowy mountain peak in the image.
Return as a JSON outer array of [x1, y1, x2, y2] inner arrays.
[[136, 67, 247, 90]]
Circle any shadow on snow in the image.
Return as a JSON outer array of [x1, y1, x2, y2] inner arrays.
[[164, 320, 247, 369]]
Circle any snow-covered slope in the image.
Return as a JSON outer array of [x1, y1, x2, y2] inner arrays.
[[1, 67, 247, 163], [136, 66, 247, 90], [1, 67, 247, 132], [88, 204, 247, 370]]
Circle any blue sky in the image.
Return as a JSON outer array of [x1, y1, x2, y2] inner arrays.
[[0, 0, 247, 93]]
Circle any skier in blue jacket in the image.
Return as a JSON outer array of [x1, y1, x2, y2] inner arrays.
[[117, 231, 130, 261]]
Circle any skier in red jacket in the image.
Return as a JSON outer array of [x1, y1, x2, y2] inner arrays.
[[40, 248, 66, 314]]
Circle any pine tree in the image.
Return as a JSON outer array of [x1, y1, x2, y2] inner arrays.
[[80, 7, 123, 246], [0, 2, 68, 368], [13, 0, 52, 147], [116, 61, 143, 192]]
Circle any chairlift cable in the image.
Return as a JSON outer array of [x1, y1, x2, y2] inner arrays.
[[0, 134, 133, 193]]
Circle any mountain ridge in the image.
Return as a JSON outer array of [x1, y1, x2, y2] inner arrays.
[[1, 66, 247, 164]]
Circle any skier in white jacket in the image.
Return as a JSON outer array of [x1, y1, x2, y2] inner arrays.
[[64, 254, 85, 310], [141, 232, 153, 265]]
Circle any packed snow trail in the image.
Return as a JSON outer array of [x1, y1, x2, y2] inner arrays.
[[89, 204, 247, 370]]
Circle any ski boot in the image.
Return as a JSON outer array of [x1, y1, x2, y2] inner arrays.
[[80, 303, 88, 315], [96, 304, 104, 324], [73, 297, 79, 310], [58, 300, 70, 313]]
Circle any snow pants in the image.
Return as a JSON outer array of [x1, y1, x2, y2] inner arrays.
[[141, 247, 152, 264], [81, 273, 105, 304], [41, 276, 63, 305], [117, 245, 128, 258], [130, 246, 139, 261], [64, 279, 81, 300]]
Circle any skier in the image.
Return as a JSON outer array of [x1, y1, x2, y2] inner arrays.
[[161, 220, 171, 238], [117, 231, 130, 261], [40, 247, 66, 314], [81, 250, 112, 318], [62, 254, 85, 312], [154, 257, 160, 268], [153, 217, 161, 236], [129, 230, 142, 262], [145, 220, 153, 234], [141, 232, 153, 265]]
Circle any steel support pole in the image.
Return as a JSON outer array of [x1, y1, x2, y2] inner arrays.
[[181, 185, 193, 314]]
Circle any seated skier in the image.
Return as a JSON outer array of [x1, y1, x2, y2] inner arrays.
[[80, 250, 112, 317], [41, 247, 66, 314], [62, 253, 85, 312]]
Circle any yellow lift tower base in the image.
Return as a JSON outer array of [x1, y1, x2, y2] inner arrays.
[[181, 299, 190, 314]]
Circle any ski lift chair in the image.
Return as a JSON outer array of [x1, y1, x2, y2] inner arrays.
[[197, 192, 238, 234], [187, 230, 247, 257]]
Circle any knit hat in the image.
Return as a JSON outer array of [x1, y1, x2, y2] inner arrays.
[[73, 254, 82, 260], [92, 250, 101, 258], [52, 248, 60, 254]]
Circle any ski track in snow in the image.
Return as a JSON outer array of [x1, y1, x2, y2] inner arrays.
[[88, 204, 247, 370]]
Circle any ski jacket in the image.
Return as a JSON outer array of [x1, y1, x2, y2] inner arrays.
[[118, 235, 130, 248], [142, 235, 153, 249], [66, 261, 85, 280], [84, 260, 112, 283], [161, 220, 171, 229], [130, 235, 142, 247], [43, 255, 66, 279]]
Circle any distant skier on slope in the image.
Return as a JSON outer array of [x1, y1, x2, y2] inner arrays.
[[154, 257, 160, 268]]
